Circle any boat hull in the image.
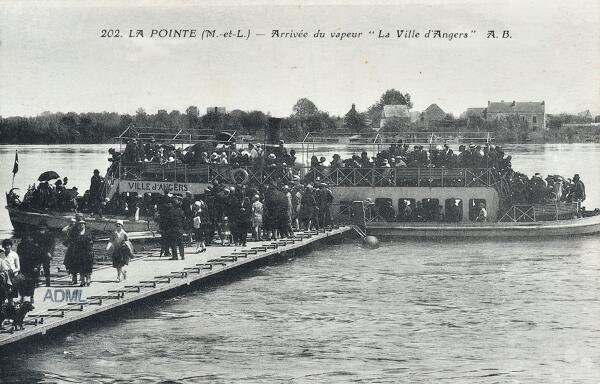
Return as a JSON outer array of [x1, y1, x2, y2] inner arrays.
[[366, 214, 600, 238], [6, 207, 157, 234]]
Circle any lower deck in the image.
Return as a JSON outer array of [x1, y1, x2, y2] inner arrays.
[[365, 214, 600, 237]]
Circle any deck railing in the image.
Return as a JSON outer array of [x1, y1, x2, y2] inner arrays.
[[499, 202, 580, 222], [119, 163, 506, 190]]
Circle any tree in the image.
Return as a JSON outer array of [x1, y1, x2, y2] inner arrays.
[[202, 111, 224, 131], [225, 110, 245, 131], [185, 105, 200, 129], [135, 107, 147, 126], [156, 109, 169, 128], [242, 110, 269, 134], [292, 98, 318, 118], [467, 115, 485, 131], [380, 117, 408, 132], [368, 89, 413, 110]]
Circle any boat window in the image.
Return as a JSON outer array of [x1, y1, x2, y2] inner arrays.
[[397, 198, 416, 221], [338, 200, 352, 220], [469, 199, 486, 221], [421, 198, 441, 221], [444, 198, 463, 222], [375, 198, 395, 222]]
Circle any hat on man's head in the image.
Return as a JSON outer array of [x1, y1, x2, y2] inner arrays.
[[268, 154, 276, 159], [279, 140, 285, 145], [93, 169, 100, 174], [116, 220, 124, 226]]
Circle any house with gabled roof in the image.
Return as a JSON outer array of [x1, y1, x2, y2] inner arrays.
[[486, 100, 546, 130], [422, 104, 446, 126], [379, 104, 410, 131]]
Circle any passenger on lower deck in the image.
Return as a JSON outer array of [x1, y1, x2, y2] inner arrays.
[[475, 202, 487, 222], [396, 200, 413, 222]]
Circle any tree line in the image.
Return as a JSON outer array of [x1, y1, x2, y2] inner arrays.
[[1, 89, 597, 144]]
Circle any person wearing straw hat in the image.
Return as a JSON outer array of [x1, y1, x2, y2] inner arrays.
[[107, 220, 132, 282]]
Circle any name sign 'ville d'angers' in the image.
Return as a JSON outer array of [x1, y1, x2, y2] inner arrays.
[[118, 180, 209, 195]]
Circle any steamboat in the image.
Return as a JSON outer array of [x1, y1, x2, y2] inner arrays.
[[5, 127, 600, 237]]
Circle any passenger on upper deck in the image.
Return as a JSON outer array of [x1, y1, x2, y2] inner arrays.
[[330, 154, 342, 168], [273, 140, 288, 161]]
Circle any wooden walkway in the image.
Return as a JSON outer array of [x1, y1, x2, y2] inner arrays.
[[0, 226, 351, 349]]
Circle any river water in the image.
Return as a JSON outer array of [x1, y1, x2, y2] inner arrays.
[[0, 144, 599, 382]]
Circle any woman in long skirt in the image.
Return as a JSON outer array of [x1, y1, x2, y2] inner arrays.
[[108, 220, 132, 281], [67, 219, 95, 286]]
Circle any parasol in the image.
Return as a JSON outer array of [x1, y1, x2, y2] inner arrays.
[[38, 171, 60, 182], [215, 132, 236, 143]]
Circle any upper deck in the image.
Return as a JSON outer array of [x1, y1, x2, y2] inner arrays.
[[111, 128, 509, 193]]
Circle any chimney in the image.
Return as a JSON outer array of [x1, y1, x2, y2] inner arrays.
[[351, 103, 356, 111], [488, 101, 490, 106]]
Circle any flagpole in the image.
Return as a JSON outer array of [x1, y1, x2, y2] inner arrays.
[[11, 149, 18, 189]]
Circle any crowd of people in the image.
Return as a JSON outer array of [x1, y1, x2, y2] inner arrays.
[[309, 143, 512, 171], [367, 198, 488, 223], [153, 180, 334, 260], [17, 176, 78, 212], [505, 172, 586, 205], [15, 169, 106, 216], [117, 138, 297, 169], [0, 221, 54, 311]]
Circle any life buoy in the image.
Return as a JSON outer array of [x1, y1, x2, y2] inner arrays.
[[231, 168, 250, 184]]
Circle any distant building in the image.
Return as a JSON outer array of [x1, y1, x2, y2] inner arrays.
[[343, 103, 364, 130], [422, 104, 446, 126], [577, 110, 593, 120], [380, 105, 410, 131], [486, 100, 546, 130], [409, 111, 421, 123], [206, 107, 226, 114]]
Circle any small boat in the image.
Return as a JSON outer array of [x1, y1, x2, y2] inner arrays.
[[5, 204, 157, 234]]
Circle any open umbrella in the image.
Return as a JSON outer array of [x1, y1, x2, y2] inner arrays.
[[38, 171, 60, 182], [215, 132, 236, 143]]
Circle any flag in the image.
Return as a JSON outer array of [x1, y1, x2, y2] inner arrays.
[[12, 150, 18, 174]]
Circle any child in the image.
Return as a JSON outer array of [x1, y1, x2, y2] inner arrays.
[[193, 202, 207, 253], [251, 195, 263, 242], [218, 216, 232, 246]]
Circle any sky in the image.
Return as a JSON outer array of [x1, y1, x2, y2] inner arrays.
[[1, 0, 599, 118]]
